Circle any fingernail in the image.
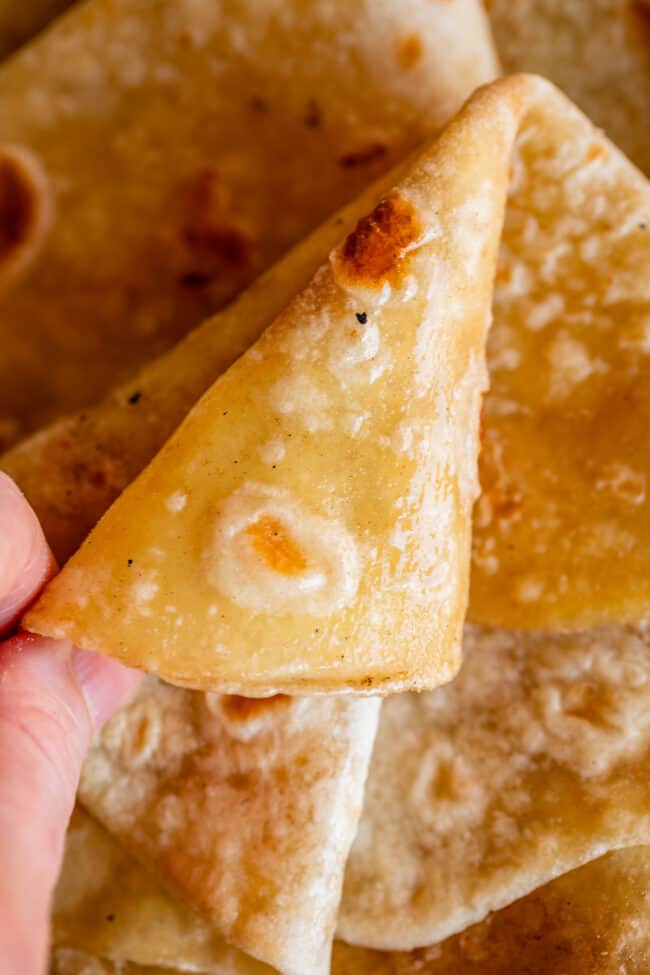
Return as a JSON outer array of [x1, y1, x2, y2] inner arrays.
[[71, 646, 142, 729], [0, 474, 55, 632]]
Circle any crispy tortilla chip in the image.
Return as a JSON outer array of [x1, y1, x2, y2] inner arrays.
[[339, 622, 650, 950], [0, 0, 72, 59], [335, 847, 650, 975], [0, 0, 497, 446], [53, 807, 264, 975], [23, 78, 515, 694], [489, 0, 650, 175], [77, 683, 379, 975]]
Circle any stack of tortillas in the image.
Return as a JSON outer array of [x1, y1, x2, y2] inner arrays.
[[1, 0, 650, 972]]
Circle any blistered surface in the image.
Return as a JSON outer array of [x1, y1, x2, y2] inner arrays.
[[340, 622, 650, 949], [490, 0, 650, 175], [471, 86, 650, 627], [79, 680, 379, 975], [335, 846, 650, 975]]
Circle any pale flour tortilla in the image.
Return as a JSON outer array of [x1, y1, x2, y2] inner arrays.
[[51, 950, 194, 975], [335, 846, 650, 974], [0, 0, 497, 446], [53, 807, 266, 975], [489, 0, 650, 175], [340, 623, 650, 949], [77, 684, 379, 975], [52, 830, 650, 974]]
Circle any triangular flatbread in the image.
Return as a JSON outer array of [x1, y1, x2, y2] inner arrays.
[[0, 0, 496, 446], [340, 621, 650, 950], [24, 74, 650, 684], [470, 74, 650, 628], [77, 684, 378, 975], [24, 84, 513, 694], [53, 808, 258, 975]]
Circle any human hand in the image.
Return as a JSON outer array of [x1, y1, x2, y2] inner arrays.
[[0, 473, 141, 974]]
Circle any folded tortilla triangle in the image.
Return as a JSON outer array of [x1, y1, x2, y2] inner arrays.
[[24, 80, 513, 694], [75, 685, 379, 975], [0, 0, 496, 446], [24, 73, 650, 686], [53, 807, 258, 975], [52, 810, 650, 975]]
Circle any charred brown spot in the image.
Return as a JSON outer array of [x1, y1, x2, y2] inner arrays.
[[338, 143, 388, 168], [0, 155, 37, 262], [337, 193, 422, 287], [249, 95, 270, 113], [628, 1, 650, 47], [183, 225, 248, 266], [396, 33, 423, 70], [179, 169, 250, 285], [246, 515, 307, 575], [304, 99, 322, 128], [220, 694, 291, 724], [477, 431, 523, 527]]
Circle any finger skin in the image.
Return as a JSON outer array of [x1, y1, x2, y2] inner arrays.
[[0, 476, 141, 974], [0, 473, 56, 635]]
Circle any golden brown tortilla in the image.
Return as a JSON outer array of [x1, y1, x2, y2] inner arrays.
[[24, 75, 650, 684], [0, 0, 497, 447], [24, 86, 510, 693]]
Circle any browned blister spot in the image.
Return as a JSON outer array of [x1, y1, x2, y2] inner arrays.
[[627, 0, 650, 48], [246, 515, 307, 575], [219, 694, 291, 724], [178, 168, 250, 285], [338, 143, 388, 168], [476, 432, 523, 528], [0, 154, 36, 262], [337, 193, 422, 288], [396, 32, 423, 70], [586, 143, 607, 162]]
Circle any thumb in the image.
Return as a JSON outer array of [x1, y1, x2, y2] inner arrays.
[[0, 474, 141, 974], [0, 472, 55, 633]]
